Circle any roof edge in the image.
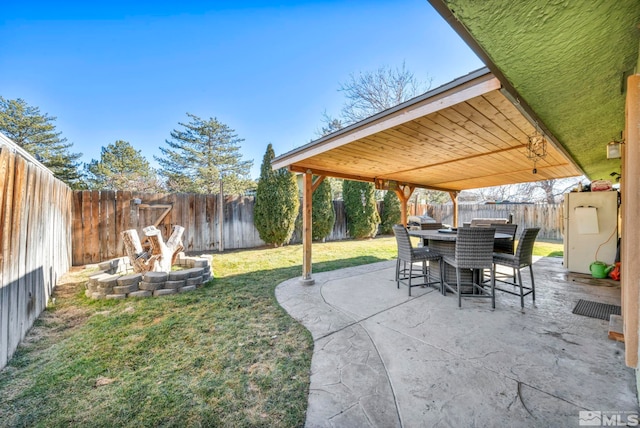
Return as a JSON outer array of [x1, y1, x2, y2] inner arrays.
[[272, 66, 492, 169]]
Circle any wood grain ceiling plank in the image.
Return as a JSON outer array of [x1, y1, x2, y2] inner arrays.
[[374, 130, 459, 163], [483, 91, 536, 134], [329, 142, 423, 169], [435, 108, 507, 152], [410, 114, 486, 157], [401, 115, 471, 150], [384, 125, 467, 159], [450, 101, 523, 148], [469, 92, 532, 141]]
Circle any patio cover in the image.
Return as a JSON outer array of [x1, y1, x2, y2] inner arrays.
[[272, 68, 583, 192], [271, 67, 584, 288]]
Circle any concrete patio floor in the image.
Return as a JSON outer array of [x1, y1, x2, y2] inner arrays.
[[275, 257, 639, 427]]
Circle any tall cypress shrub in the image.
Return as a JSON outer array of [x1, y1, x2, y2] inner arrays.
[[342, 180, 380, 239], [380, 190, 401, 234], [312, 178, 335, 241], [254, 144, 299, 246]]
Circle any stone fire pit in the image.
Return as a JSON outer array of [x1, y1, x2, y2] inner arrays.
[[85, 252, 213, 300]]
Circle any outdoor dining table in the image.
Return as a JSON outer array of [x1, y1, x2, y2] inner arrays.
[[408, 228, 513, 293]]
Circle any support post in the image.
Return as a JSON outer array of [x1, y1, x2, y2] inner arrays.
[[622, 74, 640, 367], [448, 192, 459, 227], [394, 185, 414, 226], [301, 171, 315, 285]]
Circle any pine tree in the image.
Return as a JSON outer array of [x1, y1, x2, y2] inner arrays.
[[380, 190, 401, 234], [155, 113, 254, 195], [312, 178, 335, 241], [342, 180, 380, 239], [0, 97, 83, 188], [85, 140, 162, 191], [253, 144, 299, 246]]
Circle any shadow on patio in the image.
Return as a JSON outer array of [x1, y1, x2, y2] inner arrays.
[[276, 257, 638, 427]]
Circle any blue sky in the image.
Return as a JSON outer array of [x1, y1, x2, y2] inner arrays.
[[0, 0, 482, 179]]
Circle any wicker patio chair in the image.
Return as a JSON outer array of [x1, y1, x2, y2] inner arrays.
[[392, 224, 443, 296], [416, 222, 444, 247], [442, 227, 496, 308], [491, 223, 518, 254], [492, 227, 540, 308], [490, 223, 518, 282]]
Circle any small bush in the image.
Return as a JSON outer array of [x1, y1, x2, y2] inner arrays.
[[342, 180, 380, 239], [253, 144, 299, 246], [312, 178, 335, 241], [380, 191, 401, 234]]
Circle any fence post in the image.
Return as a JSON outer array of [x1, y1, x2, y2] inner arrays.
[[218, 181, 224, 252]]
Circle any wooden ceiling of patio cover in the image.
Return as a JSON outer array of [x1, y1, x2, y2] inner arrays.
[[272, 70, 583, 192]]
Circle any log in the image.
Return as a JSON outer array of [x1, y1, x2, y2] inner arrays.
[[122, 225, 184, 273], [167, 225, 185, 265], [122, 229, 154, 274], [143, 225, 184, 273]]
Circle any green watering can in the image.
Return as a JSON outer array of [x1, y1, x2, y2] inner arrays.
[[590, 261, 614, 279]]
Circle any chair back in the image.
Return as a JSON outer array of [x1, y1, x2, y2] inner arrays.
[[392, 224, 414, 262], [471, 218, 508, 227], [491, 223, 518, 254], [420, 222, 443, 231], [514, 228, 540, 266], [454, 227, 496, 269]]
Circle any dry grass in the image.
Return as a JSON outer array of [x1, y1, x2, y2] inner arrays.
[[0, 237, 396, 427]]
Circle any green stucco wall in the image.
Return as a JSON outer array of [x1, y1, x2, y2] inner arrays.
[[444, 0, 640, 180]]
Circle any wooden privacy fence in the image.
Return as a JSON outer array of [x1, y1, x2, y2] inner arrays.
[[0, 137, 72, 369], [72, 191, 264, 265], [72, 192, 353, 265], [423, 203, 564, 240], [73, 192, 565, 265]]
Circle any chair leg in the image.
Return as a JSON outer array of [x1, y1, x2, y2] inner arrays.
[[517, 268, 524, 308], [491, 267, 496, 309], [423, 260, 428, 287], [396, 258, 400, 288], [408, 261, 413, 296], [456, 268, 462, 308], [529, 264, 535, 302], [439, 259, 445, 295], [438, 259, 447, 296]]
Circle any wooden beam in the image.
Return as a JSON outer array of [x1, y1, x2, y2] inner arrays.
[[394, 185, 414, 226], [289, 165, 373, 184], [435, 163, 576, 189], [448, 192, 459, 227], [301, 171, 314, 285], [388, 144, 527, 176], [372, 176, 458, 194], [289, 165, 457, 193], [311, 175, 326, 193], [622, 74, 640, 368]]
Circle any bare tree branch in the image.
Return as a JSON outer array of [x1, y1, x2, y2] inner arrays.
[[338, 62, 431, 124]]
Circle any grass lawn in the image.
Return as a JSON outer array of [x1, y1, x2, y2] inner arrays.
[[532, 239, 564, 257], [0, 236, 562, 427]]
